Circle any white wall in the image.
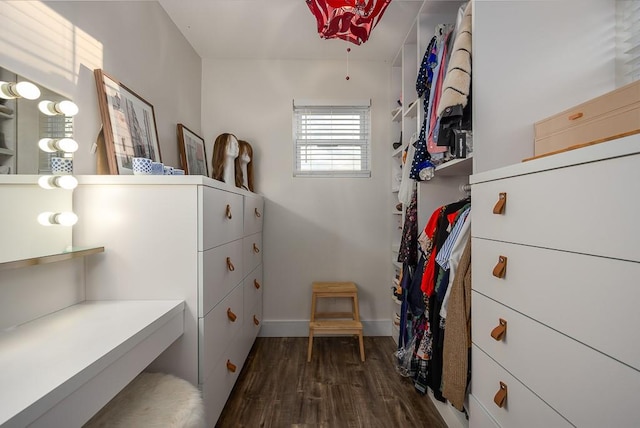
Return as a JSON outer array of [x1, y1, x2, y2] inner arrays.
[[0, 1, 201, 328], [0, 1, 202, 174], [472, 0, 616, 173], [202, 59, 392, 336]]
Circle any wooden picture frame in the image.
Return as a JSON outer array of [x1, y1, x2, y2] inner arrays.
[[177, 124, 209, 176], [94, 69, 162, 174]]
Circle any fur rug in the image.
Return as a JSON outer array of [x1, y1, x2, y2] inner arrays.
[[84, 372, 205, 428]]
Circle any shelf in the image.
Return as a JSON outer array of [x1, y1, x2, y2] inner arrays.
[[435, 155, 473, 177], [404, 98, 419, 118], [0, 148, 15, 156], [392, 210, 402, 215], [392, 107, 402, 122], [392, 142, 407, 158], [0, 111, 14, 120], [0, 246, 105, 271]]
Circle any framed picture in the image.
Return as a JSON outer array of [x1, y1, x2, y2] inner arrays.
[[177, 124, 209, 176], [94, 69, 162, 174]]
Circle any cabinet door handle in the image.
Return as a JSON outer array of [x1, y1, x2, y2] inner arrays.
[[492, 255, 507, 279], [226, 359, 237, 373], [227, 308, 237, 322], [226, 257, 235, 272], [493, 192, 507, 214], [254, 279, 261, 289], [255, 207, 261, 218], [491, 318, 507, 341], [253, 243, 260, 253], [253, 315, 260, 326], [568, 112, 583, 121], [494, 382, 508, 408], [226, 204, 232, 219]]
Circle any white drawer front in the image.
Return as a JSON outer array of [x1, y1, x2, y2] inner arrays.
[[243, 232, 262, 278], [472, 238, 640, 371], [240, 298, 263, 365], [471, 153, 640, 261], [243, 264, 263, 322], [200, 239, 243, 317], [199, 284, 243, 384], [201, 187, 243, 251], [471, 344, 572, 428], [201, 335, 245, 428], [244, 195, 264, 236], [473, 292, 640, 428], [469, 394, 501, 428]]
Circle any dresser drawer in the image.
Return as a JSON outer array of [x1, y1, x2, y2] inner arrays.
[[201, 335, 245, 427], [243, 232, 262, 278], [243, 264, 263, 322], [241, 298, 263, 365], [471, 344, 572, 428], [244, 195, 263, 236], [473, 292, 640, 428], [200, 239, 243, 317], [201, 186, 243, 251], [472, 238, 640, 370], [469, 394, 501, 428], [471, 152, 640, 262], [199, 284, 243, 384]]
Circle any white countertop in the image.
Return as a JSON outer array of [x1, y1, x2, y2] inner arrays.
[[470, 133, 640, 184], [0, 299, 184, 427]]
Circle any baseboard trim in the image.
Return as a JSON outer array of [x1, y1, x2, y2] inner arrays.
[[258, 319, 391, 337]]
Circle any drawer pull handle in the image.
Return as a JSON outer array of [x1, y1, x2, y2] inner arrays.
[[253, 243, 260, 253], [227, 308, 237, 322], [226, 204, 232, 219], [568, 112, 584, 121], [254, 279, 261, 289], [493, 193, 507, 214], [253, 315, 260, 326], [255, 207, 261, 218], [494, 382, 508, 408], [226, 360, 237, 373], [226, 257, 235, 272], [491, 318, 507, 341], [492, 256, 507, 279]]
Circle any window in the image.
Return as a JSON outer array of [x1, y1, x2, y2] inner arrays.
[[293, 101, 371, 177], [616, 0, 640, 85]]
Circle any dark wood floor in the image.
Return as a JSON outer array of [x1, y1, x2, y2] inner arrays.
[[216, 336, 447, 428]]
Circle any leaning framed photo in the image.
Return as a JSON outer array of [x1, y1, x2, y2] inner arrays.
[[177, 123, 209, 176], [94, 69, 162, 174]]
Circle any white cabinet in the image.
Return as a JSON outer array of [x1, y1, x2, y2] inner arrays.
[[469, 134, 640, 427], [73, 175, 264, 427]]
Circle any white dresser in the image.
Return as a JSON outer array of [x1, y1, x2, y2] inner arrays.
[[469, 134, 640, 428], [73, 175, 264, 426]]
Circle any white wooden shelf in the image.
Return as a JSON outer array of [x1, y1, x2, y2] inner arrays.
[[435, 155, 473, 177], [0, 246, 104, 272], [392, 143, 407, 158], [404, 99, 419, 118], [0, 148, 15, 156], [0, 300, 185, 427]]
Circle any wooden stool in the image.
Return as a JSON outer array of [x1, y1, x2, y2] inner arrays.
[[307, 281, 365, 362]]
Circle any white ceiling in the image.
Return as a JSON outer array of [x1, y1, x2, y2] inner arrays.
[[158, 0, 425, 62]]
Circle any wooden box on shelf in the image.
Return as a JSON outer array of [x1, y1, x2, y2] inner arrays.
[[532, 80, 640, 160]]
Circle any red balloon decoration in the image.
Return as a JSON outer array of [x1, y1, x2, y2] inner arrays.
[[306, 0, 392, 45]]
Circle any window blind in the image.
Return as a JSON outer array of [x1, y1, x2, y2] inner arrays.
[[293, 104, 371, 177], [617, 0, 640, 85]]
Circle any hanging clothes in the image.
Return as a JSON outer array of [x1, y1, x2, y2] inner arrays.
[[442, 235, 472, 411], [410, 35, 436, 180], [397, 186, 418, 267], [398, 133, 418, 206]]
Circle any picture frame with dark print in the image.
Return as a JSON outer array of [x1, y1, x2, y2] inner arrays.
[[94, 69, 162, 174], [177, 123, 208, 176]]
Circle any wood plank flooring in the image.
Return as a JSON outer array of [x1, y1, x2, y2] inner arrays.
[[216, 336, 448, 428]]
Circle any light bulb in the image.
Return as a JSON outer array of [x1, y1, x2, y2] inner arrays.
[[38, 175, 78, 190], [0, 80, 41, 100], [38, 137, 79, 153], [38, 100, 79, 117], [38, 211, 78, 226]]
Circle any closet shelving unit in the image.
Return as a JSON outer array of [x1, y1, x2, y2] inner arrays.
[[390, 2, 471, 428]]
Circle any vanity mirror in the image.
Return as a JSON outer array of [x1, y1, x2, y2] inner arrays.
[[0, 65, 85, 267], [0, 66, 74, 175]]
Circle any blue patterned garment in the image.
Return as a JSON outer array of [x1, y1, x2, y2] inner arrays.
[[410, 36, 437, 180]]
